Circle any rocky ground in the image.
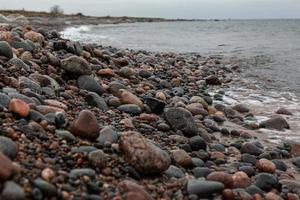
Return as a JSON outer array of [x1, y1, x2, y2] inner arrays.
[[0, 23, 300, 200]]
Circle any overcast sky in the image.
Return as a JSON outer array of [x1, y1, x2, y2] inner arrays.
[[1, 0, 300, 19]]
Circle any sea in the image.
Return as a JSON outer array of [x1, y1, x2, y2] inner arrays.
[[61, 19, 300, 142]]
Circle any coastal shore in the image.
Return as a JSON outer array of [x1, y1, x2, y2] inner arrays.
[[0, 19, 300, 200]]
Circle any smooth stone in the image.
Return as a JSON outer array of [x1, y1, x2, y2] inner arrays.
[[0, 152, 15, 181], [144, 97, 166, 114], [164, 107, 198, 137], [0, 136, 18, 159], [33, 178, 57, 197], [108, 81, 126, 96], [272, 159, 287, 171], [28, 110, 47, 122], [192, 167, 212, 178], [254, 173, 279, 191], [164, 165, 185, 178], [9, 98, 30, 117], [118, 180, 154, 200], [292, 156, 300, 168], [0, 181, 26, 200], [70, 110, 100, 140], [240, 142, 263, 156], [0, 93, 11, 108], [205, 75, 222, 85], [119, 131, 171, 174], [276, 107, 293, 115], [0, 41, 13, 59], [238, 166, 256, 177], [70, 168, 96, 178], [55, 130, 76, 142], [187, 180, 224, 196], [232, 104, 250, 113], [241, 153, 257, 165], [117, 104, 142, 115], [61, 56, 92, 75], [19, 76, 42, 93], [259, 116, 290, 130], [245, 185, 264, 196], [96, 126, 118, 146], [172, 149, 193, 168], [207, 171, 234, 188], [119, 89, 144, 109], [77, 75, 105, 95], [190, 96, 208, 110], [8, 58, 30, 71], [85, 92, 108, 112], [232, 171, 251, 188], [88, 150, 108, 169], [35, 105, 65, 115], [189, 135, 207, 150], [11, 39, 34, 52], [71, 146, 97, 153], [192, 158, 204, 167], [7, 93, 35, 104], [256, 158, 276, 173]]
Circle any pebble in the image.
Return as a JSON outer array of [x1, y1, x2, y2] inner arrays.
[[55, 130, 76, 142], [276, 107, 293, 115], [119, 89, 144, 109], [207, 171, 234, 188], [119, 131, 171, 174], [70, 168, 96, 178], [232, 171, 251, 188], [61, 55, 92, 75], [70, 109, 100, 140], [33, 178, 57, 197], [189, 135, 207, 150], [254, 173, 279, 191], [172, 149, 193, 168], [118, 180, 154, 200], [256, 158, 276, 173], [9, 98, 30, 117], [117, 104, 142, 115], [164, 165, 185, 178], [88, 150, 108, 169], [96, 126, 118, 146], [240, 142, 263, 156], [259, 116, 290, 130], [0, 136, 18, 159], [77, 75, 105, 95], [0, 41, 13, 59], [85, 92, 108, 112], [186, 179, 224, 196], [0, 181, 26, 200]]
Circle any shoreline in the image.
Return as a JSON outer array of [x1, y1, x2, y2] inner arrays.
[[0, 22, 300, 199]]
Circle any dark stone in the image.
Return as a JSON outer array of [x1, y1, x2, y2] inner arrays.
[[186, 180, 224, 196], [61, 56, 92, 75], [259, 116, 290, 130], [34, 178, 57, 197], [77, 75, 105, 95], [192, 167, 212, 178], [0, 93, 11, 108], [144, 97, 166, 114], [0, 181, 26, 200], [241, 153, 257, 165], [9, 58, 30, 71], [189, 136, 207, 150], [272, 159, 287, 171], [164, 165, 185, 178], [86, 92, 108, 112], [292, 156, 300, 168], [0, 136, 18, 159], [239, 166, 256, 177], [254, 173, 279, 191], [240, 142, 263, 156], [276, 108, 293, 115], [117, 104, 142, 115], [96, 126, 118, 146], [245, 185, 264, 196], [0, 41, 13, 59], [205, 75, 222, 85]]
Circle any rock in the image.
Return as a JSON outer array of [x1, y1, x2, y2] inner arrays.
[[288, 141, 300, 156], [238, 166, 256, 177], [97, 68, 116, 77], [8, 58, 30, 71], [205, 75, 222, 85], [19, 76, 42, 93], [41, 168, 55, 181], [117, 104, 142, 115], [33, 178, 57, 197], [232, 104, 250, 113], [144, 97, 166, 114], [164, 107, 198, 137], [70, 168, 96, 178], [207, 172, 234, 188], [88, 150, 108, 169], [96, 126, 118, 146], [292, 156, 300, 168], [119, 131, 171, 174], [232, 171, 251, 188], [119, 90, 144, 109], [0, 136, 18, 159], [189, 135, 207, 150], [35, 105, 65, 115], [279, 179, 300, 196], [119, 66, 136, 78], [254, 173, 279, 191], [0, 152, 15, 181], [0, 41, 13, 58], [192, 167, 212, 178], [186, 103, 208, 116], [55, 130, 76, 142], [276, 108, 293, 115], [259, 116, 290, 130], [70, 110, 100, 140], [8, 93, 35, 104], [108, 81, 126, 96], [118, 180, 154, 200], [9, 98, 30, 117], [77, 75, 105, 95], [11, 39, 34, 52], [172, 149, 193, 168], [241, 153, 257, 165], [187, 180, 224, 196], [271, 159, 287, 171], [190, 96, 208, 110], [256, 158, 276, 173], [164, 165, 185, 178], [61, 56, 92, 75], [71, 146, 97, 153], [44, 100, 67, 110], [85, 92, 108, 112], [0, 93, 11, 108], [24, 31, 45, 45], [0, 181, 26, 200], [240, 142, 263, 156], [245, 185, 264, 196]]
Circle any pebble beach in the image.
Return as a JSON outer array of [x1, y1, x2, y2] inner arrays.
[[0, 21, 300, 200]]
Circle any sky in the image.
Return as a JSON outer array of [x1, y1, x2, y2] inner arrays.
[[0, 0, 300, 19]]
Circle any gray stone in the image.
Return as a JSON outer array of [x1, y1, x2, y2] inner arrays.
[[259, 116, 290, 130], [34, 178, 57, 197], [55, 130, 76, 142], [0, 136, 18, 159], [19, 76, 42, 93], [187, 180, 224, 196], [0, 41, 13, 59], [0, 181, 26, 200], [88, 150, 108, 168], [164, 165, 185, 178], [61, 56, 92, 75], [117, 104, 142, 115], [0, 93, 11, 108], [70, 168, 96, 178], [77, 75, 104, 95], [9, 58, 30, 71], [85, 92, 108, 112], [96, 126, 118, 146]]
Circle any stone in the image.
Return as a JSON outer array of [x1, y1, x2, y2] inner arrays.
[[240, 142, 263, 156], [71, 146, 97, 153], [241, 153, 257, 165], [271, 159, 287, 171], [55, 130, 76, 142], [108, 81, 126, 96], [9, 98, 30, 117], [11, 39, 34, 52], [0, 181, 26, 200], [192, 167, 212, 178], [0, 152, 15, 181], [8, 58, 30, 71], [172, 149, 193, 168], [117, 104, 142, 115], [0, 136, 18, 159], [119, 89, 144, 109], [186, 103, 208, 116], [254, 173, 279, 191], [189, 135, 207, 150], [119, 66, 136, 78], [88, 150, 108, 169], [259, 116, 290, 130], [119, 131, 171, 174], [187, 180, 224, 196], [70, 168, 96, 178], [61, 56, 92, 75], [164, 107, 198, 137], [77, 75, 105, 95], [0, 93, 11, 108], [24, 31, 45, 45], [33, 178, 57, 197], [41, 168, 55, 181], [276, 108, 293, 115], [207, 172, 234, 188], [292, 156, 300, 168], [205, 75, 222, 85], [8, 93, 35, 104], [232, 171, 251, 188], [238, 166, 256, 177], [19, 76, 42, 93], [70, 110, 100, 140], [44, 100, 68, 110], [86, 92, 108, 112], [96, 126, 118, 146], [0, 41, 13, 59], [118, 180, 154, 200], [256, 158, 276, 173], [164, 165, 185, 178], [97, 68, 116, 77], [35, 105, 65, 115], [232, 104, 250, 113], [144, 97, 166, 114], [190, 96, 209, 110]]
